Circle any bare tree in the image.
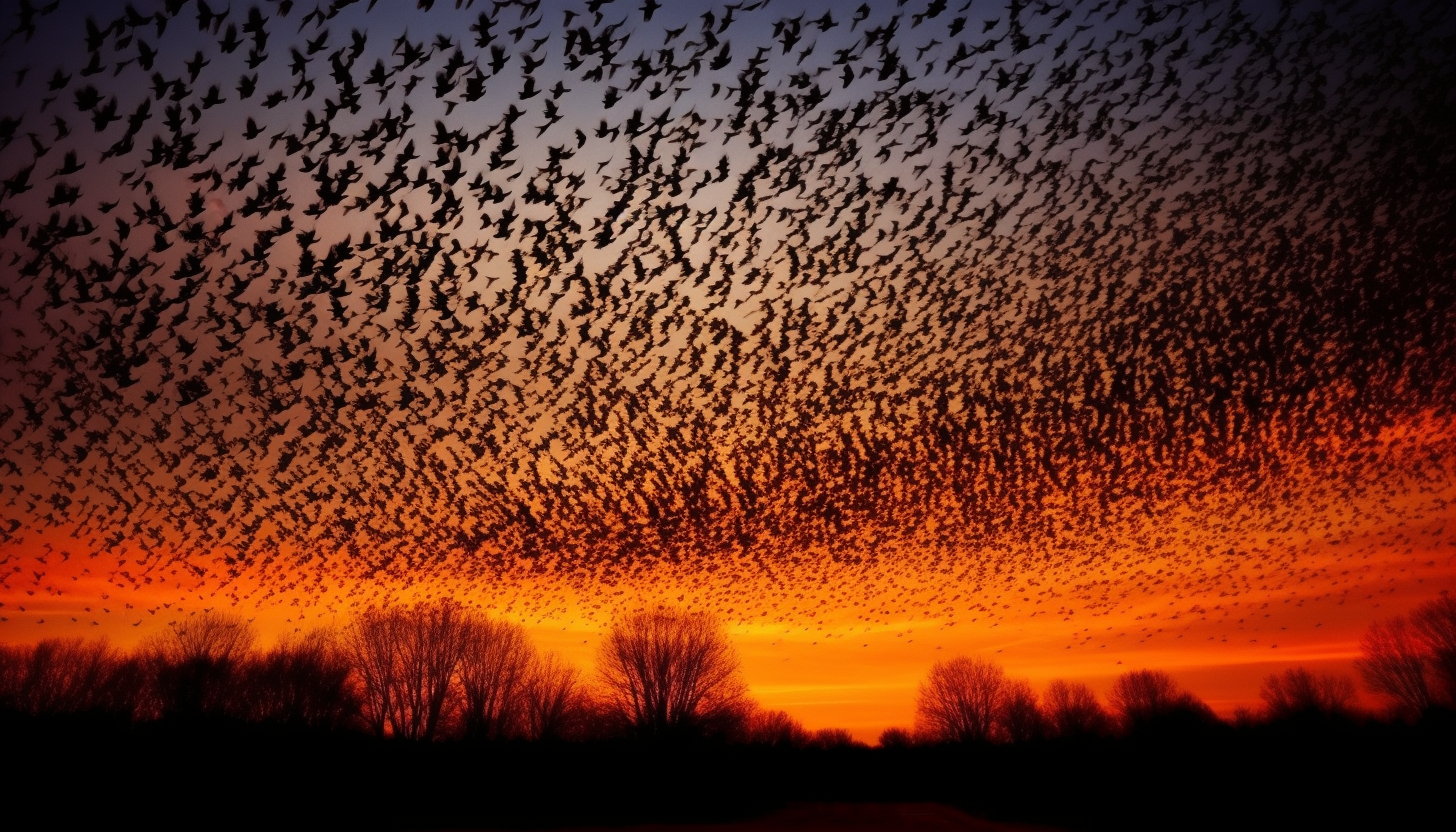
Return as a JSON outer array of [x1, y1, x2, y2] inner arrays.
[[0, 638, 142, 717], [1354, 595, 1456, 719], [344, 600, 472, 740], [877, 726, 918, 748], [10, 639, 109, 714], [998, 678, 1045, 742], [739, 707, 811, 748], [914, 656, 1005, 743], [522, 652, 591, 741], [597, 607, 748, 740], [1109, 669, 1214, 732], [143, 610, 257, 718], [236, 628, 360, 729], [807, 727, 863, 749], [458, 615, 534, 740], [347, 606, 401, 737], [1043, 679, 1111, 737], [1259, 667, 1356, 720], [1410, 594, 1456, 706], [1355, 615, 1432, 718], [164, 611, 256, 663]]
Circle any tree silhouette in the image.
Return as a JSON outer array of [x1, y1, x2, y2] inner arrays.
[[1043, 679, 1111, 737], [344, 600, 472, 740], [999, 678, 1045, 742], [458, 615, 534, 740], [740, 707, 812, 748], [877, 726, 918, 748], [521, 652, 592, 741], [236, 628, 360, 730], [1356, 594, 1456, 718], [143, 611, 257, 719], [0, 637, 142, 717], [807, 727, 864, 749], [1410, 594, 1456, 706], [597, 607, 748, 740], [1108, 669, 1214, 733], [914, 656, 1005, 743], [1259, 667, 1356, 721], [1356, 615, 1432, 718]]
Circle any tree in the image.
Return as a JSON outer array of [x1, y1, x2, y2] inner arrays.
[[457, 615, 534, 740], [1108, 669, 1215, 733], [344, 600, 472, 740], [914, 656, 1005, 743], [521, 652, 592, 741], [807, 727, 863, 749], [0, 637, 142, 717], [236, 628, 360, 730], [739, 707, 811, 748], [998, 678, 1045, 742], [1410, 594, 1456, 706], [1355, 615, 1431, 718], [1259, 667, 1356, 721], [877, 726, 918, 748], [1356, 594, 1456, 718], [165, 610, 257, 662], [597, 607, 748, 740], [143, 610, 257, 718], [1043, 679, 1111, 737]]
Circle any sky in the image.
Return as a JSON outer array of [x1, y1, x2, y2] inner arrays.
[[1, 0, 1453, 740]]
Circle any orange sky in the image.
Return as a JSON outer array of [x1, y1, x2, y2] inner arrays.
[[5, 416, 1451, 742], [2, 0, 1454, 745]]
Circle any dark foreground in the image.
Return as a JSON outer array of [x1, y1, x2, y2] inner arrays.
[[7, 715, 1452, 831], [491, 802, 1063, 831]]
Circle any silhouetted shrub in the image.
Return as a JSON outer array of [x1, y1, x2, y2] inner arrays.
[[1109, 669, 1217, 735], [1259, 666, 1357, 722], [1043, 679, 1112, 737], [739, 707, 812, 748], [143, 611, 257, 719]]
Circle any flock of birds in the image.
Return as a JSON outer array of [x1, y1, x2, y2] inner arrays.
[[0, 0, 1452, 631]]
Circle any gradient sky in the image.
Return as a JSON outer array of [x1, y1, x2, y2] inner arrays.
[[1, 0, 1453, 740]]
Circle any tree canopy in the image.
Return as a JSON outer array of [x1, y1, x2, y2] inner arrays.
[[597, 607, 748, 740]]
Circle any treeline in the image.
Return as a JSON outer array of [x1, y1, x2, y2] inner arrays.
[[882, 595, 1456, 746], [897, 594, 1456, 745], [4, 594, 1454, 741], [0, 603, 574, 739], [3, 597, 1454, 831], [0, 602, 867, 746], [896, 594, 1456, 746], [900, 660, 1366, 746]]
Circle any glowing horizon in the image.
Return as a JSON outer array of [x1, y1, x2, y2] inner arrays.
[[2, 0, 1455, 742]]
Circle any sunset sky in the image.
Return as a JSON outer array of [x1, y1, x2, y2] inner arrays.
[[1, 0, 1453, 741]]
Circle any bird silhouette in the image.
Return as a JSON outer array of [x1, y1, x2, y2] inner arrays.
[[0, 0, 1450, 647]]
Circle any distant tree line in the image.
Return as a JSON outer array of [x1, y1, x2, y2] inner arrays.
[[906, 658, 1212, 745], [2, 594, 1454, 744], [898, 593, 1456, 745], [0, 601, 842, 746], [0, 601, 590, 740]]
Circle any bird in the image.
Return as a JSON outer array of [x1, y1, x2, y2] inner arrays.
[[0, 0, 1448, 665]]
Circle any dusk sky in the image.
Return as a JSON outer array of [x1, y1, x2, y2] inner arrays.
[[1, 0, 1452, 739]]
